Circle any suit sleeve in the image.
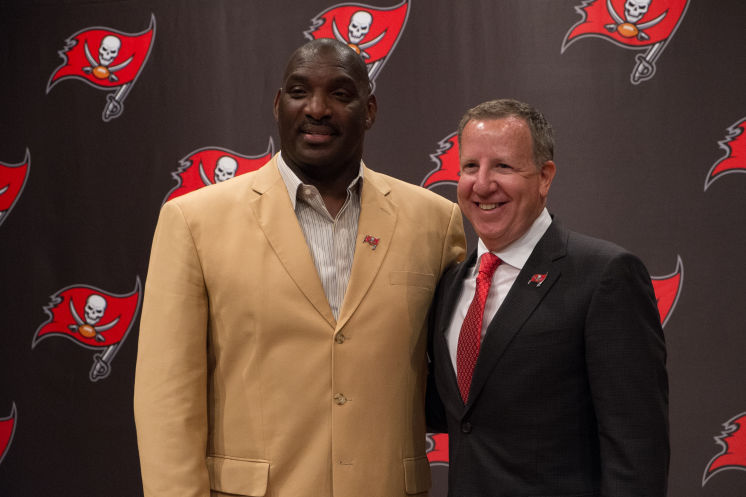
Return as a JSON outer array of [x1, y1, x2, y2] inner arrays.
[[425, 277, 449, 433], [133, 201, 210, 497], [426, 202, 465, 432], [584, 252, 669, 496]]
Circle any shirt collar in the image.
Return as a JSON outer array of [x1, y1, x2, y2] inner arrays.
[[476, 208, 552, 271], [276, 153, 364, 210]]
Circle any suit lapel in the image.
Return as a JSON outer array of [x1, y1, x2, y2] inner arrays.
[[465, 221, 569, 409], [248, 157, 336, 327], [435, 251, 477, 406], [336, 166, 397, 330]]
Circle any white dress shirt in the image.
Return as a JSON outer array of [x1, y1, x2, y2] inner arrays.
[[446, 208, 552, 371], [277, 154, 362, 320]]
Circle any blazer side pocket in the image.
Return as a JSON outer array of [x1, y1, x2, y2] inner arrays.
[[207, 455, 269, 496], [403, 455, 432, 495], [389, 271, 436, 290]]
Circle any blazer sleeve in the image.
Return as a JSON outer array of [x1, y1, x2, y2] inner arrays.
[[584, 252, 669, 496], [133, 201, 211, 497], [439, 202, 466, 276]]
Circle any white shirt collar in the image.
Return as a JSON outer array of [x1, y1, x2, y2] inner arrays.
[[476, 207, 552, 271]]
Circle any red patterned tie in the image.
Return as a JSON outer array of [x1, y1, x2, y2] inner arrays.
[[457, 252, 501, 403]]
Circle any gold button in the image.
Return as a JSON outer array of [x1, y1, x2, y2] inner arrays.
[[334, 393, 347, 405], [335, 333, 346, 344]]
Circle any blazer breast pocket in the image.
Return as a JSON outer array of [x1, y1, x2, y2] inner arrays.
[[207, 455, 269, 496], [389, 271, 436, 290]]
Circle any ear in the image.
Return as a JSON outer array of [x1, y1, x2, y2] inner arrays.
[[273, 88, 282, 121], [365, 94, 377, 129], [539, 160, 556, 198]]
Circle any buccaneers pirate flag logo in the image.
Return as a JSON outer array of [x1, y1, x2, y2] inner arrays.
[[650, 255, 683, 327], [705, 117, 746, 191], [426, 433, 449, 466], [306, 0, 410, 84], [47, 15, 156, 122], [0, 404, 16, 465], [0, 149, 30, 229], [562, 0, 689, 84], [703, 412, 746, 485], [163, 140, 274, 204], [421, 132, 460, 190], [32, 278, 142, 382]]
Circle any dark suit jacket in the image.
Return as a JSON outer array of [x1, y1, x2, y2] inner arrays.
[[428, 219, 669, 497]]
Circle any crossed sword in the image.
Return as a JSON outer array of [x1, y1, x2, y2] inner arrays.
[[68, 300, 122, 381], [603, 0, 670, 84], [331, 20, 387, 82], [83, 41, 136, 121]]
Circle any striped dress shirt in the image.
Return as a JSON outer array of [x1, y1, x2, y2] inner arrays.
[[277, 155, 362, 320]]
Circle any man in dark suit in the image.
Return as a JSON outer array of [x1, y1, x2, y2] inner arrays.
[[428, 99, 669, 496]]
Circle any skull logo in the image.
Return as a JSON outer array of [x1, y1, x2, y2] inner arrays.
[[348, 11, 372, 44], [99, 35, 121, 66], [84, 294, 107, 325], [624, 0, 651, 23], [214, 156, 238, 183]]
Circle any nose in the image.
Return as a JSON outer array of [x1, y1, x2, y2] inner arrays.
[[305, 90, 331, 120], [473, 164, 498, 196]]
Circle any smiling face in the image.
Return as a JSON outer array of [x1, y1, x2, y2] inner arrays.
[[457, 117, 556, 252], [273, 41, 376, 187]]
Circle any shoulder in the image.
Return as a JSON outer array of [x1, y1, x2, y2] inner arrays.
[[562, 226, 649, 278], [166, 160, 276, 214], [365, 168, 456, 211]]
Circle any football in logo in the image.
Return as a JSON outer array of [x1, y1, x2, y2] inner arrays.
[[0, 149, 30, 228], [650, 255, 683, 327], [704, 117, 746, 190], [562, 0, 689, 84], [421, 132, 460, 190], [306, 0, 410, 84], [163, 140, 274, 204], [47, 15, 156, 121], [0, 404, 16, 465], [32, 278, 142, 381], [703, 412, 746, 485]]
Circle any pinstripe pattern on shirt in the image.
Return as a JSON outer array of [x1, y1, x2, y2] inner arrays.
[[277, 155, 361, 320]]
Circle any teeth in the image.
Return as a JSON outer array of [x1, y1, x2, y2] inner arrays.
[[479, 203, 497, 210]]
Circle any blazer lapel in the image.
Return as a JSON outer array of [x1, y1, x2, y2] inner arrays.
[[336, 166, 397, 331], [435, 251, 477, 406], [465, 221, 569, 409], [248, 157, 336, 327]]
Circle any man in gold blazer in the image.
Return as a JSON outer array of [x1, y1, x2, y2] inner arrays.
[[134, 39, 465, 497]]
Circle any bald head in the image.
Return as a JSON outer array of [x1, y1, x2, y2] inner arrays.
[[282, 39, 372, 98]]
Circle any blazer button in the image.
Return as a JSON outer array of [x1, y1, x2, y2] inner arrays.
[[461, 421, 472, 433], [333, 393, 348, 405], [334, 333, 346, 344]]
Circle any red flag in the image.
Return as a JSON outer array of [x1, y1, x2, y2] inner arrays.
[[47, 16, 155, 90], [0, 150, 30, 224], [0, 404, 16, 465], [426, 433, 449, 464], [703, 412, 746, 485], [563, 0, 688, 49], [705, 117, 746, 190], [650, 256, 682, 327], [421, 132, 460, 190], [306, 0, 409, 81], [33, 279, 141, 349], [164, 141, 274, 203]]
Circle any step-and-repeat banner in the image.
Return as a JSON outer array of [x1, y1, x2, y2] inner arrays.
[[1, 1, 745, 495]]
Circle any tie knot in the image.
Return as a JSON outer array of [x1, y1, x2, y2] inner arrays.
[[478, 252, 501, 278]]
